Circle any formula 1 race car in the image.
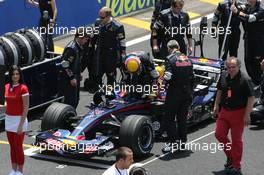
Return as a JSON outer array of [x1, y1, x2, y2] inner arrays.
[[34, 56, 222, 158]]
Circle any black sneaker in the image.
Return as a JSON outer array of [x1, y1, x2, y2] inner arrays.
[[178, 142, 187, 152], [161, 143, 173, 153], [225, 167, 242, 175], [162, 142, 181, 153], [224, 158, 232, 170]]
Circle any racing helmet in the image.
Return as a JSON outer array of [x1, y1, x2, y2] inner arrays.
[[125, 55, 141, 73], [155, 65, 165, 77]]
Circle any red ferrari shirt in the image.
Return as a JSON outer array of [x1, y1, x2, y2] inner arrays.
[[5, 83, 29, 116]]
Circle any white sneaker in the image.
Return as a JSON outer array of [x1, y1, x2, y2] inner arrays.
[[7, 170, 16, 175], [15, 171, 23, 175]]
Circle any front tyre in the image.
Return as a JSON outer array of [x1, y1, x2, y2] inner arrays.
[[119, 115, 154, 158], [41, 102, 76, 131]]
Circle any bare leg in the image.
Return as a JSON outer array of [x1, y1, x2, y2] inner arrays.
[[18, 164, 23, 173], [12, 163, 18, 171]]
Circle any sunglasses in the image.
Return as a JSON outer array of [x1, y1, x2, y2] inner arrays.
[[227, 66, 237, 69]]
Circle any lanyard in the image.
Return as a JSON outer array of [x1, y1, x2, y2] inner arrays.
[[116, 168, 122, 175], [115, 165, 127, 175]]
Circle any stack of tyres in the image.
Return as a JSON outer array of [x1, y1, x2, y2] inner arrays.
[[0, 44, 6, 106], [0, 29, 46, 68], [0, 64, 5, 105], [17, 29, 46, 63], [0, 36, 21, 66], [4, 32, 34, 66], [0, 45, 6, 66]]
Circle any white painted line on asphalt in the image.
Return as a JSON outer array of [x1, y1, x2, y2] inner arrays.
[[127, 34, 151, 47], [142, 131, 215, 166], [126, 13, 214, 47], [56, 164, 68, 169], [24, 147, 40, 156], [190, 13, 214, 26], [140, 17, 152, 20]]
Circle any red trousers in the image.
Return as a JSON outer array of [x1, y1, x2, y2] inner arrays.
[[215, 108, 245, 169], [6, 131, 25, 165]]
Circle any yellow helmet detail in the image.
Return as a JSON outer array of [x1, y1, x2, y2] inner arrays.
[[125, 56, 141, 73], [155, 65, 165, 77]]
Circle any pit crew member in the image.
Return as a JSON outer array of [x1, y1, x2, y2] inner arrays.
[[120, 51, 160, 98], [93, 6, 126, 87], [212, 0, 242, 60], [150, 0, 172, 58], [162, 40, 194, 153], [60, 28, 90, 108], [231, 0, 264, 85], [151, 0, 192, 59]]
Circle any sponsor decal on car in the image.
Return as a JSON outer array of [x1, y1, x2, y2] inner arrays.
[[191, 57, 221, 68], [84, 145, 98, 153], [53, 131, 61, 137], [45, 138, 64, 150]]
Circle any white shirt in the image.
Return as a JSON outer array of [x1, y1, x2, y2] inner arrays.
[[102, 164, 128, 175]]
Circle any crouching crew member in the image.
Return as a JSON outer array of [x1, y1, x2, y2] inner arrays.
[[162, 40, 194, 153], [60, 28, 90, 108], [213, 57, 255, 174], [121, 51, 160, 98]]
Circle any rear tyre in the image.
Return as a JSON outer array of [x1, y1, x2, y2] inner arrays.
[[119, 115, 154, 158], [41, 102, 76, 131]]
